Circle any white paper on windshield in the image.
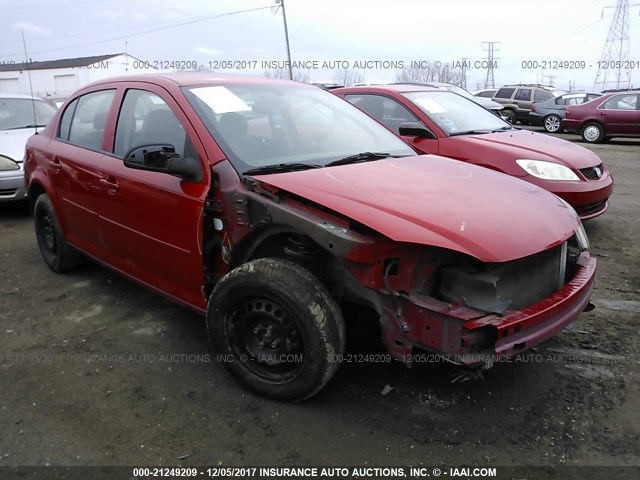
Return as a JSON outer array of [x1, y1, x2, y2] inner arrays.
[[191, 86, 251, 114], [413, 97, 446, 114]]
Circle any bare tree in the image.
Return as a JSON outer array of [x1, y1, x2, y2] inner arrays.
[[395, 63, 464, 86], [332, 68, 364, 86], [395, 64, 437, 83], [263, 68, 309, 82]]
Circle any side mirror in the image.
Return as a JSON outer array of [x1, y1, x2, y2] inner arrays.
[[124, 144, 202, 182], [398, 122, 437, 139]]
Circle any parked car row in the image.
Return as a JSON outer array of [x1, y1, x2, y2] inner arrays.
[[2, 73, 613, 401], [473, 84, 640, 143]]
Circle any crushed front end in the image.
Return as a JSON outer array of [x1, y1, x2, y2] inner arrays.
[[344, 230, 596, 369]]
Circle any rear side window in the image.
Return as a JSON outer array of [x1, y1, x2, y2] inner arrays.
[[66, 90, 116, 150], [515, 89, 532, 101], [58, 98, 78, 140], [476, 91, 495, 98], [534, 90, 552, 102], [601, 94, 637, 110], [494, 88, 515, 99], [555, 97, 566, 105]]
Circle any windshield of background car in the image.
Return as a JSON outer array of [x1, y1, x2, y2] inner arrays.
[[0, 98, 57, 130], [443, 85, 476, 101], [403, 91, 509, 135], [181, 83, 414, 172]]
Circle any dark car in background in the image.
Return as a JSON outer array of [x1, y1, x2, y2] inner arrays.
[[24, 73, 597, 401], [492, 84, 565, 124], [530, 93, 602, 133], [334, 84, 613, 220], [563, 91, 640, 143]]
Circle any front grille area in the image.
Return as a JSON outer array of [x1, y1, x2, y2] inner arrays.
[[0, 188, 18, 197], [435, 238, 581, 314], [579, 164, 603, 180]]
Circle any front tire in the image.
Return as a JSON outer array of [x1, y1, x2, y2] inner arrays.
[[543, 114, 563, 133], [502, 109, 517, 124], [33, 194, 83, 273], [207, 258, 346, 402], [581, 122, 604, 143]]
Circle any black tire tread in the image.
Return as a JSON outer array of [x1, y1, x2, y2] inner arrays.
[[207, 258, 346, 402]]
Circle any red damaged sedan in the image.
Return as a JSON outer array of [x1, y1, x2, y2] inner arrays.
[[25, 74, 596, 401], [334, 85, 613, 220]]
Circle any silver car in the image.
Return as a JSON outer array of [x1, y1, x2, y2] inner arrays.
[[0, 93, 57, 202]]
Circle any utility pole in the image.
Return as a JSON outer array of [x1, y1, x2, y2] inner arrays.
[[482, 42, 500, 89], [272, 0, 293, 80], [593, 0, 639, 91]]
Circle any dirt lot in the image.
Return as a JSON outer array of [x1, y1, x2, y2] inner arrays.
[[1, 130, 639, 475]]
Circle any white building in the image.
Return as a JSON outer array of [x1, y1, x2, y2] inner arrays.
[[0, 53, 158, 101]]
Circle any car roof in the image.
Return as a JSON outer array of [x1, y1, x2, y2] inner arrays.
[[335, 84, 443, 93], [0, 92, 42, 100], [78, 72, 307, 90]]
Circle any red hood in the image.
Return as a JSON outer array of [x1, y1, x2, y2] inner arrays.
[[254, 155, 581, 262], [447, 130, 601, 169]]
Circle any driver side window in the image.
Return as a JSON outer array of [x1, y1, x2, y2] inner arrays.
[[114, 89, 188, 157]]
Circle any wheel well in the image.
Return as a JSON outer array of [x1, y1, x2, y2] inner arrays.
[[221, 226, 382, 335], [27, 182, 46, 210]]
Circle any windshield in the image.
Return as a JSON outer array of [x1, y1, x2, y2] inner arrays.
[[442, 84, 476, 101], [403, 91, 510, 135], [182, 83, 413, 173], [0, 98, 57, 130]]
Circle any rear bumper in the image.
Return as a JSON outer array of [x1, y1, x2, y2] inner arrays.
[[561, 118, 582, 133], [379, 254, 596, 367], [528, 112, 545, 126]]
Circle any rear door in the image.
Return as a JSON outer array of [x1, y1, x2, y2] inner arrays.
[[49, 89, 116, 256], [97, 84, 210, 309], [597, 94, 639, 135]]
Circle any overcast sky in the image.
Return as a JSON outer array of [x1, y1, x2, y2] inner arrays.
[[1, 0, 638, 91]]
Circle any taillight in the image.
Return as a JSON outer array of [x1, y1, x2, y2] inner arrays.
[[566, 109, 571, 117], [531, 104, 536, 112]]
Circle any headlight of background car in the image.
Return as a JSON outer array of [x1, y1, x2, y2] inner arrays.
[[516, 159, 579, 181], [0, 155, 20, 171]]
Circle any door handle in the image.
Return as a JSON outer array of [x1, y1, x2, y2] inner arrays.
[[49, 157, 62, 173], [99, 177, 120, 193]]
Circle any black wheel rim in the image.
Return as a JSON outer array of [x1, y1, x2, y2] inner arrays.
[[227, 297, 305, 382], [38, 210, 57, 254]]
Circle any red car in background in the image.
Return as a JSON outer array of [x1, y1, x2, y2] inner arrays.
[[562, 91, 640, 143], [333, 85, 614, 220]]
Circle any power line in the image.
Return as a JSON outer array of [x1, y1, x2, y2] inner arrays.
[[4, 5, 271, 57]]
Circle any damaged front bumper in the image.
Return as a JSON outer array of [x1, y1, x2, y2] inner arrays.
[[378, 253, 596, 368]]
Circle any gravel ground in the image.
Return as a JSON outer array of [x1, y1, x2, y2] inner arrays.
[[1, 131, 638, 476]]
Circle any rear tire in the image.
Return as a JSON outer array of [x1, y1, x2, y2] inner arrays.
[[543, 114, 563, 133], [581, 122, 604, 143], [33, 194, 83, 273], [207, 258, 346, 402]]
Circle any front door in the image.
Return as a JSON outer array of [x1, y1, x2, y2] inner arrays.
[[97, 85, 209, 309]]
